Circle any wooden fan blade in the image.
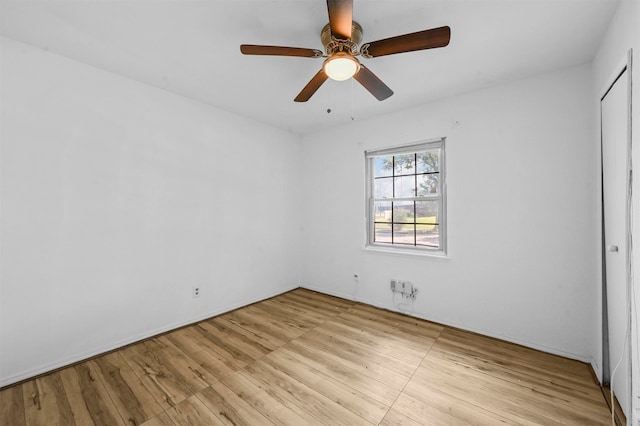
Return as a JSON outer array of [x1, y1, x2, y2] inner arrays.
[[362, 26, 450, 58], [294, 70, 329, 102], [327, 0, 353, 39], [353, 65, 393, 101], [240, 44, 323, 58]]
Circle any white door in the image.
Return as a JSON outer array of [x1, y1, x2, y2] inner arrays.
[[601, 67, 630, 419]]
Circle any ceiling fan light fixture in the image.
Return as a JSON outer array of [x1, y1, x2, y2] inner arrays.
[[323, 52, 360, 81]]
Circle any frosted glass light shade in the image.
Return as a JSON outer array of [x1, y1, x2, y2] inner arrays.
[[323, 53, 360, 81]]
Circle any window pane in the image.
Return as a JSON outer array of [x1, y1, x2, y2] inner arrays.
[[374, 222, 392, 243], [417, 150, 439, 173], [416, 225, 439, 247], [393, 224, 415, 245], [417, 173, 439, 196], [375, 177, 393, 198], [394, 176, 415, 197], [373, 201, 392, 222], [416, 201, 438, 223], [394, 154, 415, 175], [393, 201, 414, 223], [374, 156, 393, 177]]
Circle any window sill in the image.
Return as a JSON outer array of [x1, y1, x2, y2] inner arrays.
[[363, 244, 450, 259]]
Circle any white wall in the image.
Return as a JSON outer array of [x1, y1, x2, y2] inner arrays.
[[592, 0, 640, 422], [300, 64, 597, 362], [0, 38, 301, 387]]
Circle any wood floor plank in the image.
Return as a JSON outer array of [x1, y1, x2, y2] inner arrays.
[[309, 326, 423, 376], [277, 345, 400, 406], [0, 381, 25, 426], [320, 319, 428, 362], [165, 394, 226, 426], [212, 313, 288, 350], [21, 364, 127, 426], [174, 324, 247, 370], [392, 389, 509, 426], [260, 297, 329, 325], [223, 307, 302, 342], [58, 366, 103, 425], [197, 382, 276, 426], [431, 330, 607, 407], [90, 352, 164, 425], [339, 308, 441, 343], [411, 358, 610, 425], [155, 335, 221, 386], [333, 313, 438, 355], [438, 327, 591, 383], [293, 333, 414, 387], [139, 411, 176, 426], [22, 374, 76, 426], [162, 327, 239, 380], [248, 303, 316, 335], [221, 371, 318, 426], [428, 341, 610, 411], [336, 313, 438, 352], [119, 338, 208, 409], [273, 293, 342, 319], [243, 358, 373, 426], [379, 408, 425, 426], [281, 291, 353, 316], [213, 316, 284, 352], [404, 364, 542, 426], [263, 349, 390, 424], [72, 362, 126, 425], [293, 288, 357, 310], [198, 319, 270, 363]]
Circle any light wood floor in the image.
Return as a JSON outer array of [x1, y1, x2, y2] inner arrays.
[[1, 288, 612, 425]]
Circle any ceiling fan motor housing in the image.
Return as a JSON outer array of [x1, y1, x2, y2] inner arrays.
[[321, 21, 363, 55]]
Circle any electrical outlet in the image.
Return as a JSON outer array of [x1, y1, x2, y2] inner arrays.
[[192, 287, 200, 298]]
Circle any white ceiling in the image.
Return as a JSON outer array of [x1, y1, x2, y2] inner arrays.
[[1, 0, 619, 135]]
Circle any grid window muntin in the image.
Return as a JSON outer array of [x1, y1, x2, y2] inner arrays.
[[366, 139, 446, 253]]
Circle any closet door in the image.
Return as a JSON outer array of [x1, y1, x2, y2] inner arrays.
[[601, 66, 631, 419]]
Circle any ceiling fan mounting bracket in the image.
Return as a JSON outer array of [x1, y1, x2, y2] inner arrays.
[[321, 21, 363, 53]]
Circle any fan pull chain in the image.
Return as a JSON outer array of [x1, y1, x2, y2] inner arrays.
[[350, 78, 356, 121], [326, 80, 332, 114]]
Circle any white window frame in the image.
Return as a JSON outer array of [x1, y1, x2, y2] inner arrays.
[[365, 138, 447, 256]]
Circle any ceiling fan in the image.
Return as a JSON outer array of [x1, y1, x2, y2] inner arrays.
[[240, 0, 450, 102]]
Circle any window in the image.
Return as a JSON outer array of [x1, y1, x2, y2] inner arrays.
[[366, 139, 446, 254]]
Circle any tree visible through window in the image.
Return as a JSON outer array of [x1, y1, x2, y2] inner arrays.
[[366, 139, 446, 252]]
